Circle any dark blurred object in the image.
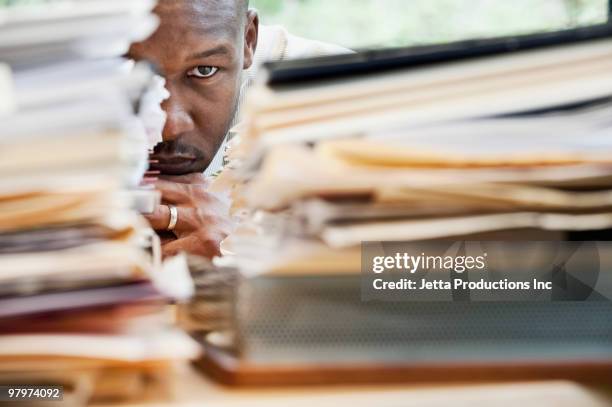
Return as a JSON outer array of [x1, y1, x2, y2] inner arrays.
[[265, 23, 612, 85]]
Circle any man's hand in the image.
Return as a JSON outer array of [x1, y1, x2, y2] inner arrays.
[[144, 173, 233, 259]]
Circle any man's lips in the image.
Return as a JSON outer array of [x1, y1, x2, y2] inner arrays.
[[150, 154, 197, 165], [149, 154, 197, 174]]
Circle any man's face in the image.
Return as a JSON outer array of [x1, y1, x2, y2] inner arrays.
[[129, 0, 258, 175]]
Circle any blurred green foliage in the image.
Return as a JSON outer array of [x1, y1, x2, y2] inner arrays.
[[252, 0, 609, 49], [0, 0, 49, 5]]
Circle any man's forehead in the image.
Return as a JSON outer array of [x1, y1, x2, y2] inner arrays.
[[155, 0, 243, 38]]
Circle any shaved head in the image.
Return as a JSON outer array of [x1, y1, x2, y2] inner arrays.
[[129, 0, 259, 175], [155, 0, 248, 32]]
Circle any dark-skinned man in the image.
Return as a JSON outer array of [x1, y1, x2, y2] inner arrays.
[[128, 0, 348, 259]]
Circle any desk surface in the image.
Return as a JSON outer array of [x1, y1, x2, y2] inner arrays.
[[98, 365, 612, 407]]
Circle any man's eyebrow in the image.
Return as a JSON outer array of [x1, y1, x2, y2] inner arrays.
[[187, 45, 232, 60]]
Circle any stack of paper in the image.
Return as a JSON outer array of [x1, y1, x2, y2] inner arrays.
[[192, 24, 612, 385], [223, 23, 612, 250], [0, 1, 199, 403]]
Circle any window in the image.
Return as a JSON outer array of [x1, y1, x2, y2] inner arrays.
[[252, 0, 610, 49]]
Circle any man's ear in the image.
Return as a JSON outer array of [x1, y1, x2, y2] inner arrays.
[[243, 9, 259, 70]]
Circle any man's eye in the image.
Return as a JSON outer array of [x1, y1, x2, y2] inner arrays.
[[187, 66, 219, 79]]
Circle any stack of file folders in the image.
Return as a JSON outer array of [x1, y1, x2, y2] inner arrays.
[[194, 23, 612, 386], [0, 1, 199, 404]]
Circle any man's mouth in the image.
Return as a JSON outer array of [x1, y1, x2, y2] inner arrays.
[[149, 153, 198, 175]]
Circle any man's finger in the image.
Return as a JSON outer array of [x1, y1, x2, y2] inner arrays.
[[159, 173, 209, 185], [155, 179, 191, 204], [161, 235, 221, 259], [161, 236, 196, 258], [156, 178, 220, 207], [145, 204, 197, 234], [143, 204, 171, 231]]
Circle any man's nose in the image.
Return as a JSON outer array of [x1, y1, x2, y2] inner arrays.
[[161, 92, 195, 142]]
